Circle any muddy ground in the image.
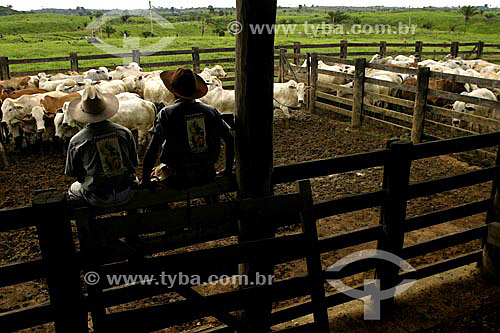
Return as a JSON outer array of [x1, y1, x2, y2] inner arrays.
[[0, 109, 499, 332]]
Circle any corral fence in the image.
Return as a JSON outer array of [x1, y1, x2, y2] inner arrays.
[[1, 40, 499, 90], [1, 132, 500, 332], [278, 49, 500, 149]]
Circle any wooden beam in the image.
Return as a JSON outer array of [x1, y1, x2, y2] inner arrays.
[[235, 0, 277, 331], [351, 58, 366, 128], [411, 67, 430, 143]]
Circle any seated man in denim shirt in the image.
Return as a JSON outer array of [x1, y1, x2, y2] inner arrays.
[[65, 86, 139, 208]]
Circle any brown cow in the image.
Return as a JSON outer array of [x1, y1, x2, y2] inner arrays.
[[398, 78, 467, 107], [0, 77, 30, 90], [40, 93, 80, 116], [0, 85, 48, 108]]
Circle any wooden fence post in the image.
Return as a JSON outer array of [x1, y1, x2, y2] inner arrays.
[[375, 140, 413, 317], [306, 52, 311, 110], [411, 67, 430, 144], [477, 41, 484, 59], [415, 41, 423, 62], [278, 48, 287, 83], [70, 52, 79, 73], [450, 42, 459, 58], [379, 41, 387, 57], [33, 190, 86, 332], [351, 58, 366, 128], [0, 57, 10, 80], [309, 53, 318, 114], [132, 49, 141, 66], [340, 40, 348, 59], [297, 180, 330, 332], [293, 42, 301, 66], [192, 46, 201, 73]]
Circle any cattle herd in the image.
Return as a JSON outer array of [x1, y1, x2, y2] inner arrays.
[[299, 54, 500, 132], [0, 62, 307, 154]]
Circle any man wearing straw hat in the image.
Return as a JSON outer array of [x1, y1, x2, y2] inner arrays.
[[65, 86, 139, 208], [142, 67, 234, 188]]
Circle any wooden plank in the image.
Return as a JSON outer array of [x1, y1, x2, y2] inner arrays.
[[78, 53, 131, 60], [427, 89, 500, 109], [426, 104, 500, 130], [315, 101, 352, 117], [486, 147, 500, 224], [146, 49, 195, 56], [191, 47, 201, 73], [297, 181, 330, 332], [425, 118, 477, 136], [352, 58, 366, 128], [314, 191, 386, 219], [366, 62, 417, 75], [365, 77, 417, 93], [300, 43, 341, 48], [309, 54, 318, 114], [405, 199, 490, 232], [272, 149, 389, 184], [0, 303, 54, 332], [0, 258, 46, 288], [364, 91, 414, 108], [8, 56, 71, 64], [141, 60, 193, 68], [401, 226, 486, 259], [317, 91, 353, 106], [363, 103, 413, 123], [198, 47, 236, 53], [200, 57, 236, 65], [319, 83, 353, 95], [412, 67, 430, 143], [407, 167, 497, 199], [400, 250, 482, 281], [412, 132, 500, 160], [318, 225, 383, 253], [11, 69, 70, 77], [317, 54, 354, 66], [132, 49, 141, 66], [317, 68, 354, 80], [428, 71, 500, 89], [0, 206, 37, 231]]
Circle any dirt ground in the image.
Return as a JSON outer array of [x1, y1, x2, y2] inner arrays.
[[0, 109, 499, 332]]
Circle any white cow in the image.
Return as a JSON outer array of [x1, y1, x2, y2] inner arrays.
[[97, 80, 128, 95], [199, 87, 236, 114], [83, 68, 109, 82], [452, 88, 498, 132], [273, 80, 307, 118]]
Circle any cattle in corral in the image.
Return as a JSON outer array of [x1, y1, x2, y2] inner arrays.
[[49, 73, 85, 82], [203, 65, 227, 78], [83, 68, 109, 82], [273, 80, 308, 118], [363, 73, 401, 108], [0, 77, 30, 90], [41, 93, 81, 116], [62, 93, 156, 152], [199, 87, 236, 115], [394, 55, 416, 62], [0, 86, 48, 107], [480, 65, 500, 75], [452, 88, 498, 132], [27, 76, 40, 88], [369, 54, 393, 65], [398, 78, 467, 107], [132, 75, 176, 107], [109, 62, 143, 80], [97, 80, 128, 95]]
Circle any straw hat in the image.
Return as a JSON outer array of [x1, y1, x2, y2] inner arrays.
[[160, 68, 208, 100], [68, 86, 119, 123]]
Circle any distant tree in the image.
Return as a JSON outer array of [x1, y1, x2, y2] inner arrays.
[[103, 25, 116, 37], [142, 31, 154, 38], [171, 7, 175, 14], [484, 13, 496, 20], [208, 5, 215, 15], [219, 30, 225, 36], [121, 15, 130, 23], [95, 11, 103, 18], [449, 24, 458, 32], [327, 11, 349, 24], [298, 5, 303, 11], [218, 10, 224, 16], [422, 22, 432, 30], [458, 6, 479, 33], [121, 30, 130, 37]]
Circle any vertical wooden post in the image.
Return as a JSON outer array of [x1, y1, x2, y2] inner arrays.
[[306, 52, 311, 110], [297, 180, 330, 332], [375, 140, 412, 317], [132, 49, 141, 66], [70, 52, 79, 73], [33, 190, 86, 332], [483, 145, 500, 283], [293, 42, 301, 66], [279, 48, 287, 83], [379, 41, 387, 58], [351, 58, 366, 129], [477, 41, 484, 59], [450, 42, 459, 58], [411, 67, 430, 144], [235, 0, 277, 331], [414, 41, 423, 62], [309, 53, 318, 114], [340, 40, 348, 59], [192, 46, 201, 73], [0, 57, 10, 80]]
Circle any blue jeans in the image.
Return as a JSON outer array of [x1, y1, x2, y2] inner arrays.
[[68, 180, 138, 208]]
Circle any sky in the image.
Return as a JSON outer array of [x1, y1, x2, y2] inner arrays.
[[0, 0, 497, 11]]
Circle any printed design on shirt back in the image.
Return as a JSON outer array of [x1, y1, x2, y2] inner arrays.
[[185, 113, 208, 153], [95, 133, 125, 176]]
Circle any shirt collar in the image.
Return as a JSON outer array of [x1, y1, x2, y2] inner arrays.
[[86, 120, 111, 128]]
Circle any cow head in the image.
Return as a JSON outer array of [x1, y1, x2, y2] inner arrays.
[[207, 65, 227, 78], [2, 102, 26, 124], [31, 106, 46, 133]]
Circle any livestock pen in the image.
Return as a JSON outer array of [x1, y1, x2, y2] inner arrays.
[[0, 132, 500, 332]]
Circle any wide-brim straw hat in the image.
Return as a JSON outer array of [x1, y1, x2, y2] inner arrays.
[[68, 86, 119, 123], [160, 68, 208, 100]]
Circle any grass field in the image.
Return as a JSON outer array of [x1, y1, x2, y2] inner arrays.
[[0, 9, 499, 73]]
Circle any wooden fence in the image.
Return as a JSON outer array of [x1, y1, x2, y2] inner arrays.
[[1, 132, 499, 332], [1, 40, 499, 90], [280, 50, 500, 145]]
